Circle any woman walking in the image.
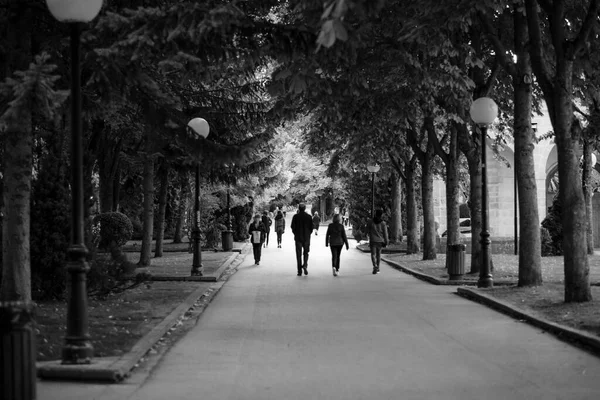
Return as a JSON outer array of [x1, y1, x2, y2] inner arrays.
[[366, 209, 389, 274], [262, 211, 272, 247], [312, 211, 321, 236], [248, 214, 266, 265], [274, 210, 285, 248], [325, 214, 349, 276]]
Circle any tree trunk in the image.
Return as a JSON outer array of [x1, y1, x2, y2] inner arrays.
[[112, 163, 121, 212], [1, 5, 32, 302], [445, 125, 461, 265], [582, 141, 594, 255], [389, 172, 403, 243], [1, 118, 33, 302], [554, 63, 591, 302], [154, 162, 169, 258], [467, 155, 482, 274], [421, 142, 436, 260], [405, 160, 420, 254], [98, 158, 114, 213], [514, 17, 542, 286], [172, 172, 189, 244], [138, 139, 155, 266]]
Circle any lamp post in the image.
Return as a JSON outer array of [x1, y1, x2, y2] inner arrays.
[[46, 0, 103, 365], [187, 118, 210, 275], [470, 97, 498, 288], [367, 164, 380, 218]]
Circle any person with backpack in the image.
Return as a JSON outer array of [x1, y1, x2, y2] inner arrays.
[[366, 209, 389, 274], [325, 214, 349, 276], [248, 214, 266, 265]]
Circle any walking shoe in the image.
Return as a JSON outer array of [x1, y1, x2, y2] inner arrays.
[[297, 270, 302, 276], [257, 261, 260, 265], [332, 266, 337, 276], [336, 268, 340, 276], [372, 268, 377, 274], [303, 266, 308, 275]]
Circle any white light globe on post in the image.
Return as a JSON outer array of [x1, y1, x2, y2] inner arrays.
[[46, 0, 103, 22], [367, 164, 380, 173], [187, 118, 210, 139], [470, 97, 498, 126]]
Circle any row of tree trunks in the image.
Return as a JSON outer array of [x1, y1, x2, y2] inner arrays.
[[404, 157, 420, 254], [421, 141, 437, 260]]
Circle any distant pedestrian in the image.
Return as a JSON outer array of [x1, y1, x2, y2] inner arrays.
[[274, 210, 285, 248], [312, 212, 321, 236], [343, 210, 349, 227], [325, 214, 349, 277], [291, 203, 313, 276], [262, 211, 272, 248], [248, 214, 266, 265], [366, 209, 389, 274]]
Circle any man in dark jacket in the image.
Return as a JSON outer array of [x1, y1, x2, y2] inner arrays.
[[291, 203, 313, 276]]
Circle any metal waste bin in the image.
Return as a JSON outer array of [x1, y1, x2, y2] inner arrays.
[[221, 230, 233, 251], [1, 301, 36, 400], [447, 244, 466, 280]]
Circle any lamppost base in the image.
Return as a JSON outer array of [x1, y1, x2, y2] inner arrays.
[[477, 277, 494, 288], [61, 342, 93, 364], [191, 266, 203, 276]]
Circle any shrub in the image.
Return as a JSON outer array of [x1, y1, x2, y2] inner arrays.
[[231, 204, 253, 241], [92, 212, 133, 250], [541, 193, 563, 256], [540, 227, 554, 257]]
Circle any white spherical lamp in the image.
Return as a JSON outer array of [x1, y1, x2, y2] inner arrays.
[[187, 118, 210, 139], [367, 164, 380, 173], [46, 0, 104, 23], [470, 97, 498, 126]]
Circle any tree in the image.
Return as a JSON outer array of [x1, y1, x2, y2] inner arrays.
[[524, 0, 599, 302]]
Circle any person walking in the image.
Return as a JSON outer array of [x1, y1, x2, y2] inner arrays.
[[366, 209, 389, 274], [248, 214, 266, 265], [274, 210, 285, 248], [325, 214, 349, 277], [261, 211, 272, 248], [291, 203, 313, 276], [312, 211, 321, 236]]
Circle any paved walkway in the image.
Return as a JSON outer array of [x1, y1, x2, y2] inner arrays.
[[115, 228, 600, 400]]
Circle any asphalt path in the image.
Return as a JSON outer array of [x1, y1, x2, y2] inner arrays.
[[126, 217, 600, 400]]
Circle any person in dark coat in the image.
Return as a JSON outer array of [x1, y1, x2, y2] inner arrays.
[[274, 210, 285, 248], [291, 203, 313, 276], [248, 214, 266, 265], [325, 214, 349, 276], [312, 212, 321, 235], [366, 209, 389, 274], [261, 211, 272, 248]]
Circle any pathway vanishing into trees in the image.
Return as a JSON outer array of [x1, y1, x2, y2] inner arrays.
[[122, 226, 600, 400]]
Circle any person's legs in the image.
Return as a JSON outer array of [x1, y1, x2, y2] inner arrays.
[[253, 244, 261, 264], [277, 232, 282, 247], [370, 243, 382, 273], [266, 232, 270, 246], [332, 245, 342, 270], [295, 241, 303, 275], [302, 241, 310, 274]]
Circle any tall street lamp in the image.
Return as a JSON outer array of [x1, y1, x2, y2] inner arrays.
[[187, 118, 210, 276], [46, 0, 103, 365], [367, 164, 380, 218], [470, 97, 498, 288]]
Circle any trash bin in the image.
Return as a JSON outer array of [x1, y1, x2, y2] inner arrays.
[[1, 301, 36, 400], [221, 230, 233, 251], [447, 244, 466, 280]]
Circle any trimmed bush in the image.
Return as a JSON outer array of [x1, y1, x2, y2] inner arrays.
[[92, 212, 133, 250], [541, 227, 554, 257]]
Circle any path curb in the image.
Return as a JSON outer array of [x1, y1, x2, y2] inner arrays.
[[456, 287, 600, 357], [148, 251, 239, 282], [382, 257, 515, 286], [37, 249, 245, 382]]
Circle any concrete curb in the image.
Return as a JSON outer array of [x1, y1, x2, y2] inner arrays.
[[37, 250, 244, 382], [356, 244, 407, 254], [381, 257, 515, 286], [456, 287, 600, 357], [148, 251, 239, 282]]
